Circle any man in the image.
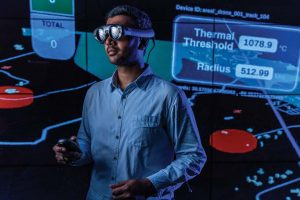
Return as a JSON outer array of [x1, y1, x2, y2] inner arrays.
[[53, 5, 206, 200]]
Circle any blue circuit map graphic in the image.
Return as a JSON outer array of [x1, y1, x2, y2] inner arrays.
[[0, 1, 299, 200], [0, 49, 96, 147]]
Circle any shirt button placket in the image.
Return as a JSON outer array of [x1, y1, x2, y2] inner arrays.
[[112, 93, 125, 183]]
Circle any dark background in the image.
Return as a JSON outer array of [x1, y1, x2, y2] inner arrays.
[[0, 0, 299, 199]]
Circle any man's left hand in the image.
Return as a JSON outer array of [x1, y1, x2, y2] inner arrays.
[[110, 179, 156, 200]]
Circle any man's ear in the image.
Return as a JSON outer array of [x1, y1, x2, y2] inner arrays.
[[138, 38, 149, 50]]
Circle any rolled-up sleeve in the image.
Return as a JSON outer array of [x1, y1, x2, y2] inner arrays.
[[147, 89, 207, 191]]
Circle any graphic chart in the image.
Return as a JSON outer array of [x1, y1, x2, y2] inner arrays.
[[0, 1, 299, 200]]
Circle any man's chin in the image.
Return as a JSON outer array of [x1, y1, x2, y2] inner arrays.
[[108, 58, 129, 66], [108, 57, 119, 65]]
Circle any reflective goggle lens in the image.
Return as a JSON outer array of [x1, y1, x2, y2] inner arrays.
[[110, 26, 122, 40], [94, 25, 124, 43], [98, 28, 107, 42]]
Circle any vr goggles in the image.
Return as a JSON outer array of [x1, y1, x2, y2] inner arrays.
[[93, 24, 155, 43]]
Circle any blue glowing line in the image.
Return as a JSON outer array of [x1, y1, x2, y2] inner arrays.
[[255, 125, 300, 136], [0, 82, 95, 145], [0, 118, 81, 146], [188, 85, 300, 155], [222, 18, 300, 158], [255, 177, 300, 200], [33, 81, 96, 99], [0, 52, 35, 63], [264, 97, 300, 158], [224, 19, 300, 157], [232, 19, 300, 158], [220, 78, 241, 90], [171, 16, 180, 83], [0, 81, 96, 101], [188, 91, 212, 106], [0, 70, 30, 85]]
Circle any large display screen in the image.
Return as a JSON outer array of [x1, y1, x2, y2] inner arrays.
[[0, 0, 299, 199]]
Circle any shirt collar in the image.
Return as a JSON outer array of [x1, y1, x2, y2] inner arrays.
[[110, 65, 153, 92]]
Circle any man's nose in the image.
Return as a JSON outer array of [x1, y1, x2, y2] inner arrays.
[[105, 36, 115, 46]]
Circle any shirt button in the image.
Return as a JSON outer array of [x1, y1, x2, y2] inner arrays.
[[118, 116, 121, 119], [115, 136, 119, 139], [111, 177, 115, 180], [113, 157, 117, 160]]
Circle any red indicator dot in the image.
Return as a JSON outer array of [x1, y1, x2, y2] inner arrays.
[[0, 86, 34, 109], [1, 65, 12, 70], [210, 129, 257, 154], [233, 109, 242, 114]]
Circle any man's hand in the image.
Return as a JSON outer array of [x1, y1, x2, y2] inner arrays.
[[52, 136, 81, 165], [111, 179, 156, 200]]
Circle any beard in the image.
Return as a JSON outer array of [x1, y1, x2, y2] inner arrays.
[[107, 48, 139, 67]]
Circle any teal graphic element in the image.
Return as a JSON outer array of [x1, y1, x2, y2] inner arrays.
[[74, 33, 172, 81], [30, 0, 75, 60], [30, 0, 74, 16]]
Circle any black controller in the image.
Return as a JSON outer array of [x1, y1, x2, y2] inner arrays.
[[57, 138, 81, 153]]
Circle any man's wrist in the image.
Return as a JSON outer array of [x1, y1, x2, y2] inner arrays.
[[141, 178, 157, 197]]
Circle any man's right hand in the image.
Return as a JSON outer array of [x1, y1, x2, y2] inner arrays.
[[52, 136, 82, 165]]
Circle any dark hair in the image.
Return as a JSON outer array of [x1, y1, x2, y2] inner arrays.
[[105, 5, 152, 30]]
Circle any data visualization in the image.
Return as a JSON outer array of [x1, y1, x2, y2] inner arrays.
[[0, 0, 299, 200], [30, 0, 75, 60], [172, 15, 300, 92]]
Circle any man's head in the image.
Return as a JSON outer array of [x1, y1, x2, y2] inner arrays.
[[105, 5, 153, 31], [95, 5, 154, 67]]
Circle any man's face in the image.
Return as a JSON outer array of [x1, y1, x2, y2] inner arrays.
[[104, 15, 141, 66]]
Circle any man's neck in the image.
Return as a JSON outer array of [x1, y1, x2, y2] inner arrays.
[[117, 64, 144, 90]]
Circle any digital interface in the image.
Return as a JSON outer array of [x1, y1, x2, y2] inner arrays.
[[172, 15, 300, 92], [30, 0, 76, 60], [0, 0, 299, 199]]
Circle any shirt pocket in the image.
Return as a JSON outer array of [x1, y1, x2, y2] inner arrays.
[[130, 115, 161, 147]]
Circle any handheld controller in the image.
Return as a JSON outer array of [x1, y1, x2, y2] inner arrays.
[[57, 138, 81, 153]]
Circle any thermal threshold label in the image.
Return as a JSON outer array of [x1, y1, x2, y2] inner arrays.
[[172, 15, 300, 92], [30, 0, 75, 60]]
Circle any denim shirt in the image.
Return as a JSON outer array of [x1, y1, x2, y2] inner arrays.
[[75, 66, 207, 200]]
